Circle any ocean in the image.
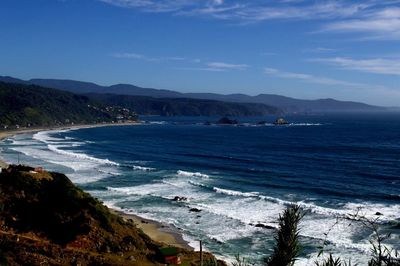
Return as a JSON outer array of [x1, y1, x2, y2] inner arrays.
[[1, 113, 399, 265]]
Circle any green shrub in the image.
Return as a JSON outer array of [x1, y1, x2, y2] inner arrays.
[[265, 205, 303, 266]]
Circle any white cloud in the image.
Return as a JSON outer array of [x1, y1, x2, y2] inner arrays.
[[176, 67, 226, 72], [212, 0, 223, 5], [322, 7, 400, 40], [263, 67, 400, 102], [100, 0, 400, 39], [313, 57, 400, 75], [264, 67, 386, 90], [303, 47, 337, 53], [112, 52, 147, 59], [100, 0, 226, 13], [111, 53, 247, 71], [99, 0, 395, 21], [112, 52, 185, 62], [207, 62, 248, 70], [175, 61, 249, 72]]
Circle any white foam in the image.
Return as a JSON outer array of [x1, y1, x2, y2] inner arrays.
[[177, 170, 209, 179], [99, 178, 399, 266], [8, 131, 120, 184], [188, 180, 209, 188], [132, 165, 155, 171], [147, 121, 167, 125], [213, 187, 260, 198], [106, 177, 211, 201], [289, 123, 323, 126], [33, 130, 72, 143], [97, 168, 122, 176], [343, 202, 400, 221], [47, 144, 119, 166], [212, 187, 400, 223]]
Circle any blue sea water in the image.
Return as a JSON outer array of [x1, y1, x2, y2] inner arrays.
[[1, 114, 399, 265]]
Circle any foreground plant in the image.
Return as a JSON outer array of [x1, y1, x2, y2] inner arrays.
[[265, 205, 303, 266], [314, 210, 400, 266], [231, 254, 256, 266], [315, 254, 353, 266]]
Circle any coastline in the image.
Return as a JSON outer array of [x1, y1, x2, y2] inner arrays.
[[0, 122, 140, 167], [112, 210, 194, 250], [0, 121, 195, 252], [0, 121, 141, 142]]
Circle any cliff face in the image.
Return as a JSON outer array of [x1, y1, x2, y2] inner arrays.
[[0, 165, 221, 266]]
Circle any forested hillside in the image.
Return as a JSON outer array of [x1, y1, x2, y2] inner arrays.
[[0, 82, 136, 128], [86, 93, 281, 116]]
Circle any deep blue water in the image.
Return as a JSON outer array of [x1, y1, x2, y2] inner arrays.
[[1, 114, 399, 265]]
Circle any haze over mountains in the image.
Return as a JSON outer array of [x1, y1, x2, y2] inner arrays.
[[0, 76, 385, 113]]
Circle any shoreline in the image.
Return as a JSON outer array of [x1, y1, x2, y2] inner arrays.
[[0, 121, 141, 142], [112, 210, 194, 250], [0, 122, 140, 167], [0, 121, 195, 251]]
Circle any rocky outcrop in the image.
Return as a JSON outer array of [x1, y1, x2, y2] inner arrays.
[[172, 196, 188, 202], [0, 164, 224, 266], [273, 118, 289, 125], [216, 117, 238, 125]]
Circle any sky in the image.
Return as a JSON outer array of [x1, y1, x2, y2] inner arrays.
[[0, 0, 399, 106]]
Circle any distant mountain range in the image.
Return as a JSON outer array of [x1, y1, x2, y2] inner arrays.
[[0, 76, 385, 113], [0, 81, 280, 128]]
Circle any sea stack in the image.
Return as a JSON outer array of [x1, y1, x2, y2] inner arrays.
[[273, 118, 289, 125], [216, 117, 238, 125]]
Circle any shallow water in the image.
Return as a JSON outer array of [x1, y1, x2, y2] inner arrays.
[[1, 114, 399, 265]]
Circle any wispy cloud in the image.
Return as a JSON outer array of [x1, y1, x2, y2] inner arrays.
[[303, 47, 337, 53], [112, 52, 185, 62], [100, 0, 361, 18], [177, 61, 249, 72], [261, 52, 277, 56], [207, 62, 248, 71], [321, 6, 400, 40], [100, 0, 400, 39], [112, 53, 247, 72], [313, 57, 400, 75], [264, 67, 386, 90]]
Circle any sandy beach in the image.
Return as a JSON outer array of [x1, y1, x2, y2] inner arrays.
[[0, 121, 141, 142], [0, 122, 140, 167], [0, 121, 194, 251], [113, 210, 193, 250]]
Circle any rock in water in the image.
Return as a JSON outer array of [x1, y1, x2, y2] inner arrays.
[[273, 118, 289, 125], [216, 117, 238, 125]]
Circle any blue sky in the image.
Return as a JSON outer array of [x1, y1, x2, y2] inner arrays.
[[0, 0, 399, 106]]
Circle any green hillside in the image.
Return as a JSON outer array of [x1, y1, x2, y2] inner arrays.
[[86, 93, 281, 117], [0, 164, 224, 265], [0, 82, 136, 128]]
